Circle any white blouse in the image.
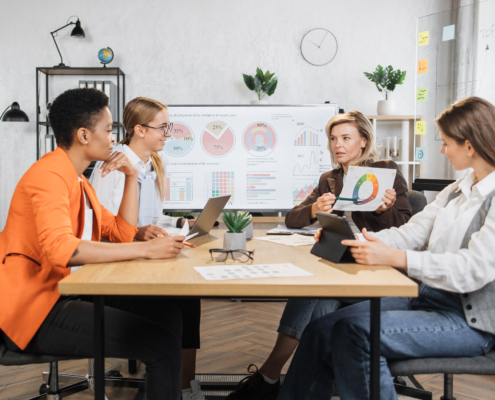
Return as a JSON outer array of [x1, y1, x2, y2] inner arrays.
[[373, 170, 495, 293], [90, 144, 178, 227]]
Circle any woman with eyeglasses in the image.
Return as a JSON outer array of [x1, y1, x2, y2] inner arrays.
[[91, 97, 203, 400]]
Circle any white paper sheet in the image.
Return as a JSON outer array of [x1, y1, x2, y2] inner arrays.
[[194, 263, 313, 281], [253, 234, 316, 247], [333, 166, 397, 212]]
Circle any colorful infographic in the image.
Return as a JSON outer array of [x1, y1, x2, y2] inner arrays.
[[246, 172, 277, 205], [352, 173, 379, 204], [293, 179, 318, 205], [201, 121, 236, 157], [163, 122, 194, 157], [242, 122, 277, 157], [204, 171, 235, 202], [165, 172, 193, 201]]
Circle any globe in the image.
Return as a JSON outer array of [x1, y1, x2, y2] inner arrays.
[[98, 47, 114, 66]]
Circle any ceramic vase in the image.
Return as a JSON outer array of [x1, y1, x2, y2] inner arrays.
[[223, 231, 247, 250], [377, 100, 396, 115]]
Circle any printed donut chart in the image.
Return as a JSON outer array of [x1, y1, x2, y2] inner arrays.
[[352, 173, 379, 205], [242, 122, 277, 157]]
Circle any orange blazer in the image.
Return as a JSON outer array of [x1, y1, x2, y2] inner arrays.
[[0, 147, 137, 350]]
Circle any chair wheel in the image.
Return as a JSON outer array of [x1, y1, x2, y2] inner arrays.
[[39, 383, 47, 395], [134, 388, 146, 400], [106, 370, 123, 378]]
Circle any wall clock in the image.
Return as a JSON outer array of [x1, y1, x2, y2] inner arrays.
[[300, 28, 338, 66]]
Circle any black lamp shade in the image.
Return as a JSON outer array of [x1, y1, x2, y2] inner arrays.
[[2, 102, 29, 122], [70, 20, 85, 38]]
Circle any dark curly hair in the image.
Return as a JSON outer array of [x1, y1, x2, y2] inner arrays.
[[49, 88, 109, 149]]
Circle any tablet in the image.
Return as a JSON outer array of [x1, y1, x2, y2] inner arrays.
[[315, 212, 355, 239], [187, 195, 231, 238]]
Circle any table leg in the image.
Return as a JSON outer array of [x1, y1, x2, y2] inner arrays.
[[94, 296, 105, 400], [370, 298, 381, 400]]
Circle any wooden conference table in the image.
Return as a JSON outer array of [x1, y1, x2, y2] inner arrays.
[[58, 217, 418, 400]]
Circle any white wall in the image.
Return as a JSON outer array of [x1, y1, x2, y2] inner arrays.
[[0, 0, 454, 228]]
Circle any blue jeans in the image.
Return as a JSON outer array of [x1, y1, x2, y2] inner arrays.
[[279, 284, 495, 400], [278, 299, 344, 340]]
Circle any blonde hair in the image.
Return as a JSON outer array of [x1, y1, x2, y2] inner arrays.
[[436, 96, 495, 167], [326, 110, 379, 169], [120, 97, 167, 201]]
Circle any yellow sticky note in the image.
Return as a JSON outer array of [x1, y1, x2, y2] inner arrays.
[[416, 87, 427, 101], [416, 121, 426, 135], [419, 31, 429, 46], [418, 59, 428, 74]]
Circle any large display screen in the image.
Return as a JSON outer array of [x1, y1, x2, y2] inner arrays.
[[163, 104, 338, 211]]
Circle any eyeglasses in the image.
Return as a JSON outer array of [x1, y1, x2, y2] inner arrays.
[[141, 122, 174, 135], [209, 249, 255, 263]]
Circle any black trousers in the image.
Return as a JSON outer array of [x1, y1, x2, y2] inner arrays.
[[2, 296, 200, 400]]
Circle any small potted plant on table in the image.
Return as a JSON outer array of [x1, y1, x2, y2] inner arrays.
[[222, 210, 252, 250], [364, 65, 406, 115]]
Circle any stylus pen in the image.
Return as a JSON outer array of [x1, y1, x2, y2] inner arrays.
[[335, 197, 356, 201]]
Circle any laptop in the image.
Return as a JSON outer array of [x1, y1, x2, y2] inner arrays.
[[185, 195, 231, 238]]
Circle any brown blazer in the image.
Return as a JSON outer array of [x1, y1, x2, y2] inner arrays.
[[286, 160, 412, 231]]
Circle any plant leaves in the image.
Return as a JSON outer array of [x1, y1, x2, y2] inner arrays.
[[243, 74, 255, 91], [256, 67, 265, 84], [364, 65, 406, 96], [254, 76, 262, 94], [265, 79, 278, 96]]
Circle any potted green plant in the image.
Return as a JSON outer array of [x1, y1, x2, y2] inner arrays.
[[243, 68, 278, 105], [364, 65, 406, 115], [222, 210, 252, 250]]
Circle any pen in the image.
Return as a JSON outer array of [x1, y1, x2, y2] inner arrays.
[[335, 197, 357, 201], [183, 241, 196, 248]]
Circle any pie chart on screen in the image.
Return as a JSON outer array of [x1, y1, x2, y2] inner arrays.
[[242, 122, 277, 157], [201, 121, 236, 157], [163, 122, 194, 157]]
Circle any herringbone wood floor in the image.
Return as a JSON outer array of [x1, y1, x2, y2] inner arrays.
[[1, 299, 494, 399]]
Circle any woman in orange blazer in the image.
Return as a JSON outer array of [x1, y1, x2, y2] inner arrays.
[[0, 88, 185, 400]]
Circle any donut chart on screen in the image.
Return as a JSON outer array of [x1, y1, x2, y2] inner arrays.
[[201, 121, 236, 157], [242, 122, 277, 157], [163, 122, 194, 157], [352, 173, 379, 204]]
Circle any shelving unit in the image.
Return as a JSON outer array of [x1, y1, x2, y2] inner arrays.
[[365, 115, 423, 187], [36, 67, 126, 160]]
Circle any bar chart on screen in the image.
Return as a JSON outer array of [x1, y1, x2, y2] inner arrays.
[[246, 172, 277, 205], [293, 126, 323, 146], [165, 172, 193, 201]]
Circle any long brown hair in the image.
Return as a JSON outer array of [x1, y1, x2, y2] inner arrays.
[[120, 97, 167, 200], [436, 96, 495, 167], [325, 110, 379, 169]]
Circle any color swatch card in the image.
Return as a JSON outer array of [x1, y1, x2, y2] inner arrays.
[[333, 166, 396, 212], [253, 234, 316, 247], [194, 263, 313, 281]]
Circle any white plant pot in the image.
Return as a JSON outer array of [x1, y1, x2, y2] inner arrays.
[[243, 222, 254, 239], [377, 100, 396, 115], [251, 100, 268, 105], [223, 231, 247, 250]]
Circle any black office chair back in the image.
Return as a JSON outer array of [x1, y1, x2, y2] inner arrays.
[[407, 190, 427, 216]]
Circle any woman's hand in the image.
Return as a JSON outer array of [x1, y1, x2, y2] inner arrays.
[[182, 218, 196, 227], [99, 151, 138, 178], [341, 228, 407, 269], [144, 235, 185, 259], [135, 225, 169, 241], [311, 193, 336, 218], [374, 189, 396, 214], [315, 228, 323, 242]]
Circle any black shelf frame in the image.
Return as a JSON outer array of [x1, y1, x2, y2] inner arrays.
[[36, 67, 126, 160]]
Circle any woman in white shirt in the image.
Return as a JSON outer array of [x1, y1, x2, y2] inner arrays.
[[91, 97, 203, 400], [280, 96, 495, 400]]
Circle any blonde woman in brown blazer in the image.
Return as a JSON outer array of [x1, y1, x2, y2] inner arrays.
[[227, 111, 412, 400]]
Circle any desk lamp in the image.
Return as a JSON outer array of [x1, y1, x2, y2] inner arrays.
[[50, 16, 86, 68], [1, 103, 29, 122]]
